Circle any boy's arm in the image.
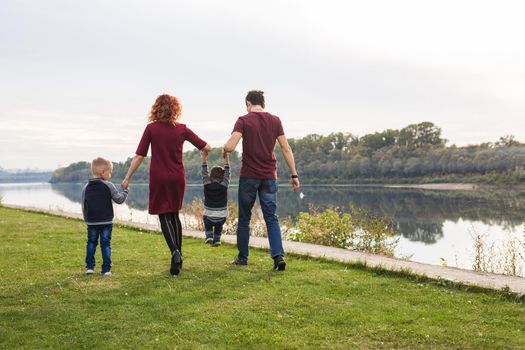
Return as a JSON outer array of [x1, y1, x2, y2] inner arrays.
[[81, 183, 88, 221], [220, 152, 230, 187], [106, 181, 129, 204], [220, 165, 231, 187], [202, 162, 211, 185]]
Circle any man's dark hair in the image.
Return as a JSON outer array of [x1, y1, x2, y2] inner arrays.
[[245, 90, 265, 108], [210, 166, 225, 181]]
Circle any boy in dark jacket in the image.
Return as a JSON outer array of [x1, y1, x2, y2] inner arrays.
[[201, 152, 230, 246], [81, 157, 129, 275]]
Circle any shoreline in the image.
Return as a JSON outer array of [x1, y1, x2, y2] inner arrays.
[[384, 183, 480, 191], [4, 181, 488, 191]]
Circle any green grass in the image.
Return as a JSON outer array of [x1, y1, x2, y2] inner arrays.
[[1, 207, 524, 349]]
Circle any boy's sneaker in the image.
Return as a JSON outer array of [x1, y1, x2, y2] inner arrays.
[[273, 256, 286, 271], [212, 237, 221, 247], [102, 271, 112, 276], [230, 257, 247, 266], [205, 237, 213, 244], [86, 269, 94, 275], [171, 250, 182, 276]]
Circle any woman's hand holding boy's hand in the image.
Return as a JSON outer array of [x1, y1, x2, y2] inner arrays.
[[121, 179, 129, 190], [223, 152, 229, 164]]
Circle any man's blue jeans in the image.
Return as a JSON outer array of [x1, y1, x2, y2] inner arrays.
[[236, 178, 284, 262], [85, 224, 113, 273]]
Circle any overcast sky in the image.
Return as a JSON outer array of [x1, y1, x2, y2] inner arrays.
[[1, 0, 524, 170]]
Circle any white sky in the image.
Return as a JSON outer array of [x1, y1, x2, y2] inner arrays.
[[1, 0, 524, 170]]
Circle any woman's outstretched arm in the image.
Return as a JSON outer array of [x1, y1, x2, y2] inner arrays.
[[121, 154, 145, 189]]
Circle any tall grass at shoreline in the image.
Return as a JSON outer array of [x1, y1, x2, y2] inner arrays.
[[471, 224, 525, 277]]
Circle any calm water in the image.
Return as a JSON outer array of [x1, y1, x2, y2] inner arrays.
[[1, 182, 523, 272]]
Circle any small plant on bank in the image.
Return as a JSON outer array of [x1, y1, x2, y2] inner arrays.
[[294, 206, 397, 256], [294, 209, 354, 248]]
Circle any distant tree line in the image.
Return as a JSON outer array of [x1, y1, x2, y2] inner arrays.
[[49, 122, 525, 185], [0, 167, 51, 183]]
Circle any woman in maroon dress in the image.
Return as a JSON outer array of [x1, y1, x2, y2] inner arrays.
[[122, 94, 211, 276]]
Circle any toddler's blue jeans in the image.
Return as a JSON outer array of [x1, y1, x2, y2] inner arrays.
[[85, 224, 113, 273]]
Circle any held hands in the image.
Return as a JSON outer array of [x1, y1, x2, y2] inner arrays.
[[121, 178, 129, 190], [223, 151, 229, 165]]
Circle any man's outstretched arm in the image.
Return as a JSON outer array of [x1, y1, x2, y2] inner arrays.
[[277, 135, 300, 191], [223, 131, 242, 154]]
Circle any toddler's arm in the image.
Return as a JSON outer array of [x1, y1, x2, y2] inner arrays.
[[201, 162, 212, 185], [221, 153, 231, 187], [221, 165, 231, 187], [106, 181, 129, 204], [81, 183, 88, 221], [201, 150, 211, 185]]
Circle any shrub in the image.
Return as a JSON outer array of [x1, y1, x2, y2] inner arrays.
[[295, 206, 397, 256], [294, 209, 354, 248]]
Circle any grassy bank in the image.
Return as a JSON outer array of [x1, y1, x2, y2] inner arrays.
[[1, 207, 524, 349]]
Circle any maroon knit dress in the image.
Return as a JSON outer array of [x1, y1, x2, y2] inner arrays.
[[135, 122, 207, 214]]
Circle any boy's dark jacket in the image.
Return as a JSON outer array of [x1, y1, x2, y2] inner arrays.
[[81, 178, 129, 225]]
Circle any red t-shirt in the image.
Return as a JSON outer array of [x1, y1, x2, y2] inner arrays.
[[233, 112, 285, 179]]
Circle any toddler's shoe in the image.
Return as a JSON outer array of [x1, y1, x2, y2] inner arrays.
[[230, 257, 247, 266], [86, 269, 94, 275], [102, 271, 112, 276], [212, 236, 221, 247], [205, 237, 213, 244]]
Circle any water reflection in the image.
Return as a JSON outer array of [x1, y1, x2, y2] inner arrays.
[[48, 183, 525, 245]]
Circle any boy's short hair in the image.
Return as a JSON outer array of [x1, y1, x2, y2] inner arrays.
[[210, 166, 225, 181], [246, 90, 265, 108], [91, 157, 112, 176]]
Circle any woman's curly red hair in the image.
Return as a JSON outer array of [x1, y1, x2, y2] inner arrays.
[[148, 94, 182, 125]]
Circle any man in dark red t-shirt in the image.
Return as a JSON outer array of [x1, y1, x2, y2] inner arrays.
[[223, 90, 300, 270]]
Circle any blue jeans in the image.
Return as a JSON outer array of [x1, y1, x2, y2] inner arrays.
[[203, 216, 226, 239], [236, 178, 284, 262], [85, 224, 113, 273]]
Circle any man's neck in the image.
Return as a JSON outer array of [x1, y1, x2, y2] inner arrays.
[[249, 106, 265, 112]]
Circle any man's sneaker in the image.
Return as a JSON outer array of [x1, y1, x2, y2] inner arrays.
[[205, 237, 213, 244], [230, 257, 247, 266], [171, 250, 182, 276], [86, 269, 94, 275], [273, 256, 286, 271], [102, 271, 112, 276]]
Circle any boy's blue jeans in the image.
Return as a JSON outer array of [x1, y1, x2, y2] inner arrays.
[[203, 216, 226, 239], [85, 224, 113, 273], [236, 178, 284, 262]]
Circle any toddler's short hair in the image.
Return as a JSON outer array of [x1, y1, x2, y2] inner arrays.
[[210, 166, 225, 181], [91, 157, 112, 176]]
